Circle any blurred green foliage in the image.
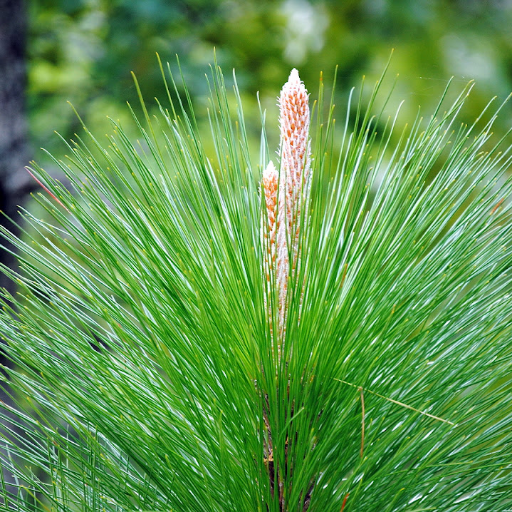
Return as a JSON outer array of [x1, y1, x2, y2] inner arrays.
[[28, 0, 512, 168]]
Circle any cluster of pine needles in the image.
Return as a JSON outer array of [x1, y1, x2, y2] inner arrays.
[[0, 56, 512, 511]]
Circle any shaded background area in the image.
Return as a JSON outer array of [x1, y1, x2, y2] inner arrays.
[[3, 0, 512, 277], [0, 0, 33, 298]]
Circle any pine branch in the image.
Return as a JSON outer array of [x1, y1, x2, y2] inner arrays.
[[0, 58, 511, 511]]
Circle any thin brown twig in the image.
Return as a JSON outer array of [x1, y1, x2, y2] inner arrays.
[[339, 263, 348, 289], [26, 167, 68, 210], [335, 379, 455, 426], [340, 492, 350, 512], [490, 198, 504, 215]]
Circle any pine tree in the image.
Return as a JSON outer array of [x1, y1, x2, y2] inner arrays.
[[1, 58, 511, 511]]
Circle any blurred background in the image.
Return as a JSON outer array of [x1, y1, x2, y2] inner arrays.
[[25, 0, 512, 149], [2, 0, 512, 292]]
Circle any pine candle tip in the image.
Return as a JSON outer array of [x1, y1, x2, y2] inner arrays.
[[262, 161, 278, 203], [263, 160, 277, 178], [262, 160, 278, 205], [289, 68, 300, 82]]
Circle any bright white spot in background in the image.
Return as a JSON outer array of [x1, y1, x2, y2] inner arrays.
[[441, 34, 497, 82], [281, 0, 329, 65], [363, 0, 386, 16]]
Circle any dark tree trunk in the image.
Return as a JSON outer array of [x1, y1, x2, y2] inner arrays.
[[0, 0, 34, 298], [0, 4, 36, 498]]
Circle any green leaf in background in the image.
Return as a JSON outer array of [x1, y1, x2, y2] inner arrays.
[[1, 57, 512, 511]]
